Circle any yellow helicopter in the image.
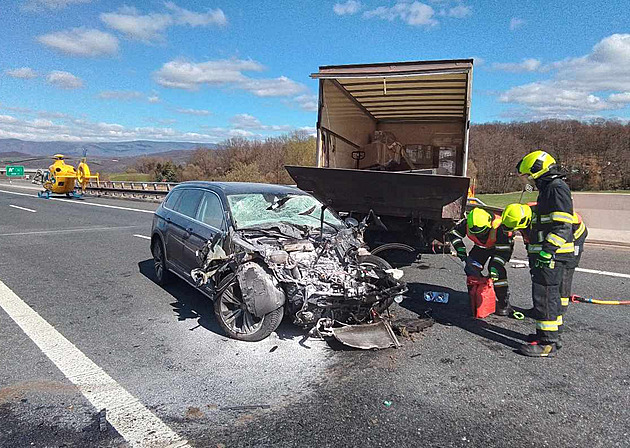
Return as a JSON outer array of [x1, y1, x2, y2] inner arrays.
[[2, 150, 100, 198], [33, 152, 100, 198]]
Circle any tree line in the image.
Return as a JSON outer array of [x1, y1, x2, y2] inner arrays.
[[469, 119, 630, 193], [130, 120, 629, 193]]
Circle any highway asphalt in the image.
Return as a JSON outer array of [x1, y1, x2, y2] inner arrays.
[[0, 182, 629, 448]]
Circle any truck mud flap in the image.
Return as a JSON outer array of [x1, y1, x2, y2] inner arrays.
[[330, 320, 401, 350]]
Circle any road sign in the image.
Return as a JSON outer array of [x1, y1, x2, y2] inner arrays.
[[5, 165, 25, 177]]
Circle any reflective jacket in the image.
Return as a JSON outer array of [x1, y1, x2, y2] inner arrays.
[[521, 206, 587, 249], [447, 214, 514, 267], [529, 171, 575, 261]]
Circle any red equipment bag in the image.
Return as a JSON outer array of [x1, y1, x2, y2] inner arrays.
[[467, 276, 496, 318]]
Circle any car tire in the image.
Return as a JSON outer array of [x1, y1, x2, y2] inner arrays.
[[152, 238, 173, 286], [213, 274, 284, 342], [358, 254, 393, 270]]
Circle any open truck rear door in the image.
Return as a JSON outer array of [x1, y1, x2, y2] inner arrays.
[[286, 59, 474, 259]]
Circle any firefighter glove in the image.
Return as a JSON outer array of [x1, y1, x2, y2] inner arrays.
[[535, 250, 553, 269]]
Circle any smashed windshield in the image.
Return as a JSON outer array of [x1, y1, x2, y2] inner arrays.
[[227, 192, 345, 232]]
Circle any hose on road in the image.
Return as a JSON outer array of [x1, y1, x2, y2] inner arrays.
[[571, 295, 630, 305]]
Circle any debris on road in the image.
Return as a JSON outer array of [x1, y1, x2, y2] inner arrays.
[[424, 291, 449, 303], [98, 409, 107, 432], [220, 404, 271, 411], [318, 319, 402, 350], [392, 317, 435, 338], [383, 400, 393, 407]]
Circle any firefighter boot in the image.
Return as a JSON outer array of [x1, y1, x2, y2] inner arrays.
[[518, 341, 558, 357], [495, 289, 513, 316], [526, 333, 563, 349]]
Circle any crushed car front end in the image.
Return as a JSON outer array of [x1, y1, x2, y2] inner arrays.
[[191, 186, 407, 347]]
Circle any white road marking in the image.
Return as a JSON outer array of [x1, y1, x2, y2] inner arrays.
[[133, 234, 151, 240], [9, 204, 36, 213], [0, 189, 154, 214], [0, 226, 141, 237], [510, 258, 630, 279], [0, 280, 190, 448]]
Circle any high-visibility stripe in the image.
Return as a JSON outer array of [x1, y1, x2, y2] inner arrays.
[[536, 320, 559, 331], [451, 230, 465, 239], [556, 243, 575, 253], [528, 244, 543, 253], [574, 222, 586, 240], [491, 256, 506, 266], [557, 315, 563, 325], [550, 211, 574, 223], [493, 280, 508, 287], [539, 215, 552, 223], [561, 297, 569, 306], [546, 233, 566, 247]]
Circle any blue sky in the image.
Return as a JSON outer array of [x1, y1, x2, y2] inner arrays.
[[0, 0, 628, 143]]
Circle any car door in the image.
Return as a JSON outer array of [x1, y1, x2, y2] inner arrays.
[[168, 188, 204, 275], [182, 190, 226, 275]]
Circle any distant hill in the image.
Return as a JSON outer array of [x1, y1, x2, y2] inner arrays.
[[0, 140, 217, 173], [0, 139, 215, 157]]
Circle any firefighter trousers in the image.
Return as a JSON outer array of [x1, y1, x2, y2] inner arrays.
[[529, 256, 566, 343]]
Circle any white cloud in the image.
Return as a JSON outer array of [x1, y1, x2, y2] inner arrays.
[[363, 1, 438, 27], [101, 3, 226, 42], [154, 58, 264, 90], [46, 71, 84, 89], [22, 0, 90, 12], [498, 34, 630, 118], [229, 114, 292, 131], [38, 28, 119, 57], [100, 9, 173, 42], [97, 90, 144, 100], [164, 2, 227, 26], [334, 0, 361, 15], [608, 92, 630, 103], [492, 58, 542, 73], [291, 94, 318, 111], [176, 108, 212, 116], [148, 95, 160, 104], [239, 76, 306, 97], [153, 58, 306, 97], [509, 17, 526, 31], [445, 5, 471, 18], [5, 67, 38, 79]]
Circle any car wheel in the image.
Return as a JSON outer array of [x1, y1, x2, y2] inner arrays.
[[152, 238, 173, 286], [358, 254, 393, 270], [213, 274, 284, 342]]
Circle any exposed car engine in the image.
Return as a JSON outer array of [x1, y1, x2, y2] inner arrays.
[[192, 223, 407, 345]]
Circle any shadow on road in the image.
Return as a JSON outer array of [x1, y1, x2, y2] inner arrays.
[[138, 259, 326, 346], [138, 259, 224, 336], [401, 281, 529, 350]]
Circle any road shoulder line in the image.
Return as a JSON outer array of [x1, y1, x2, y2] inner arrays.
[[0, 280, 190, 448]]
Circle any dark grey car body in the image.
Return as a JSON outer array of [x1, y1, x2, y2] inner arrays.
[[150, 181, 305, 295]]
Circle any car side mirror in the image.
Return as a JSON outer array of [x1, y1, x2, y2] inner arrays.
[[344, 217, 359, 228]]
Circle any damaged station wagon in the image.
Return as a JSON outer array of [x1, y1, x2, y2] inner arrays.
[[151, 182, 406, 348]]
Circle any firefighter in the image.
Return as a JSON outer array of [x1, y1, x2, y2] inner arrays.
[[514, 150, 575, 357], [447, 207, 514, 316], [502, 203, 588, 346]]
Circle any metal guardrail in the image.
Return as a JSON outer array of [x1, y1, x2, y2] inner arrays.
[[85, 180, 178, 199]]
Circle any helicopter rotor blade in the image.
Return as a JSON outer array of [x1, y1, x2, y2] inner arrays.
[[0, 156, 51, 164]]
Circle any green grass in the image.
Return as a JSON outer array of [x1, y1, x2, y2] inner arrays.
[[476, 189, 630, 209], [476, 191, 538, 208], [106, 173, 152, 182]]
